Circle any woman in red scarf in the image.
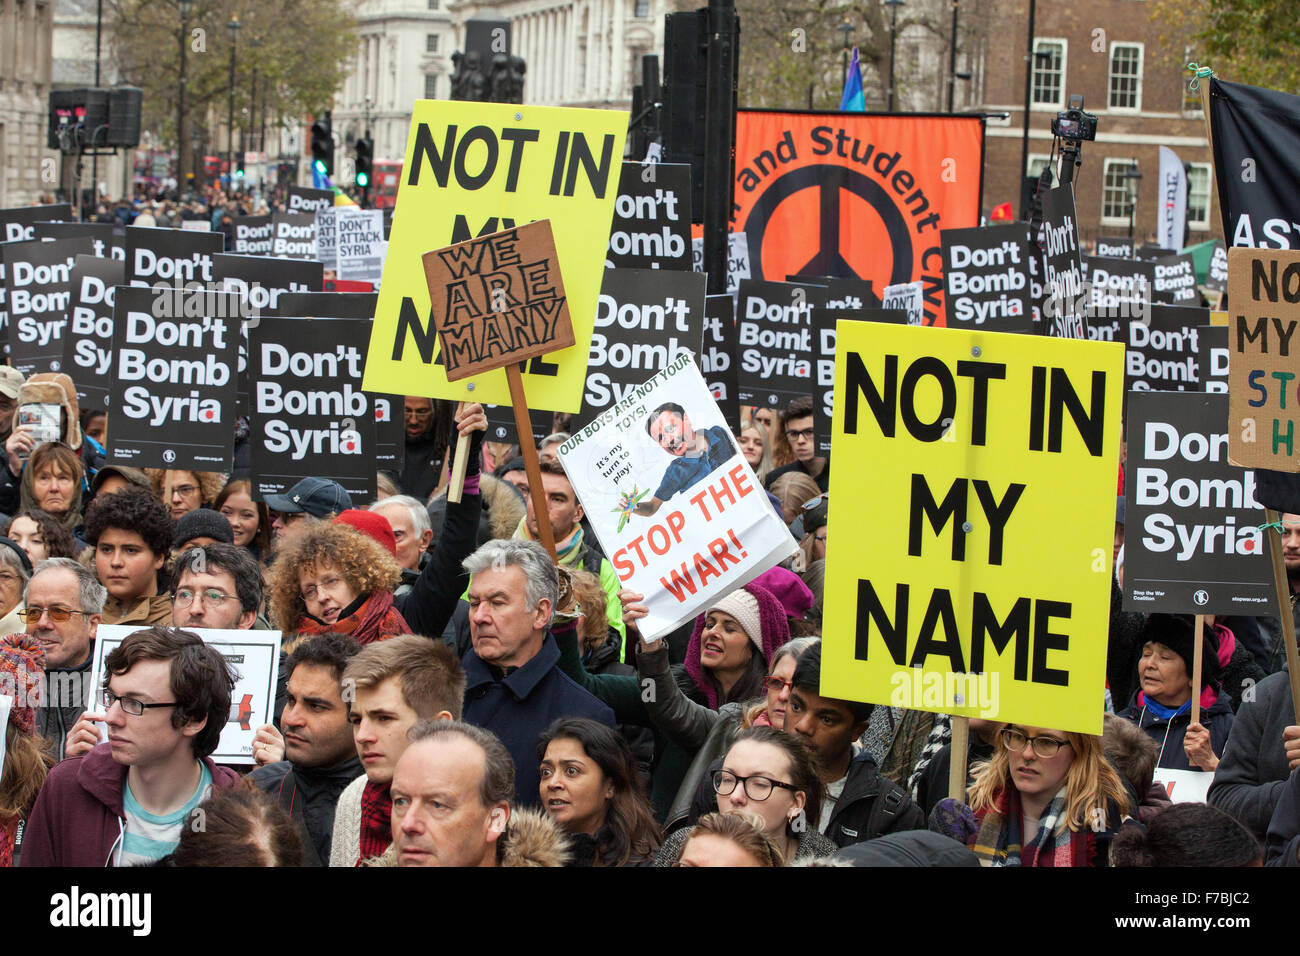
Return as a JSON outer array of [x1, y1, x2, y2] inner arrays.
[[267, 522, 409, 643]]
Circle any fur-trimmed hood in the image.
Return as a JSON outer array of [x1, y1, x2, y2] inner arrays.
[[481, 472, 526, 543], [365, 806, 570, 867], [12, 373, 81, 447]]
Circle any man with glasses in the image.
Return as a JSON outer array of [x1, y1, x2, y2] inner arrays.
[[263, 476, 354, 549], [21, 626, 241, 867], [764, 396, 829, 493], [169, 543, 261, 632], [401, 395, 449, 501], [25, 558, 105, 760]]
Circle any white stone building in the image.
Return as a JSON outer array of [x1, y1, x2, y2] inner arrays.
[[0, 0, 55, 206]]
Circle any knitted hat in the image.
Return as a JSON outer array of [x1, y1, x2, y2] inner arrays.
[[1139, 613, 1221, 685], [685, 582, 790, 709], [709, 590, 762, 652], [334, 509, 397, 556], [173, 508, 234, 550], [751, 566, 814, 619], [0, 633, 45, 734]]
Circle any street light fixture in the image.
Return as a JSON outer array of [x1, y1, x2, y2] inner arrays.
[[227, 15, 242, 193], [177, 0, 194, 187], [1125, 162, 1143, 240], [884, 0, 905, 112]]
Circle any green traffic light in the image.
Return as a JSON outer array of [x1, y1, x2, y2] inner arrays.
[[314, 159, 327, 174], [357, 171, 369, 187]]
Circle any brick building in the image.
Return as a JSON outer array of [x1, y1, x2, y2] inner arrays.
[[970, 0, 1220, 248]]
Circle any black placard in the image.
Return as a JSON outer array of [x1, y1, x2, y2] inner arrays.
[[125, 226, 222, 288], [812, 307, 908, 456], [1084, 255, 1153, 338], [249, 317, 376, 502], [33, 221, 124, 261], [1206, 241, 1228, 293], [1095, 236, 1134, 259], [701, 295, 740, 432], [1125, 304, 1208, 393], [64, 254, 124, 410], [0, 204, 72, 242], [1153, 253, 1199, 304], [109, 286, 240, 471], [286, 186, 334, 215], [1198, 325, 1229, 394], [1040, 185, 1088, 338], [269, 213, 317, 259], [1124, 390, 1272, 615], [735, 279, 820, 410], [484, 405, 554, 448], [940, 223, 1034, 333], [232, 215, 273, 255], [5, 237, 94, 376], [606, 162, 692, 270], [575, 267, 706, 430]]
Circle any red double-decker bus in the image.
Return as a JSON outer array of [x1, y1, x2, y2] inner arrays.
[[371, 160, 402, 208]]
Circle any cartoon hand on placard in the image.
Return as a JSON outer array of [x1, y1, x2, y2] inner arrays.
[[613, 486, 648, 532]]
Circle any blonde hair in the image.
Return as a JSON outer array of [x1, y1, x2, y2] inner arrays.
[[683, 811, 785, 866], [769, 472, 821, 523], [739, 424, 774, 484], [968, 726, 1131, 832], [266, 522, 403, 629]]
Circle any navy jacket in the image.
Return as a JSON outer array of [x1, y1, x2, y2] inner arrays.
[[461, 634, 616, 808], [1118, 691, 1235, 771]]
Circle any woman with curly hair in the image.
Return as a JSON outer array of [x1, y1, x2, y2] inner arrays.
[[930, 723, 1133, 867], [267, 522, 409, 643], [7, 508, 79, 563], [145, 468, 227, 522]]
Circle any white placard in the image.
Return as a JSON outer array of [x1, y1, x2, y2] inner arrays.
[[1153, 767, 1213, 804]]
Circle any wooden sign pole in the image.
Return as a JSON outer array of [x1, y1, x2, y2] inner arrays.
[[507, 364, 558, 562], [1263, 511, 1300, 720], [1191, 614, 1205, 726], [948, 715, 970, 803], [446, 405, 471, 504]]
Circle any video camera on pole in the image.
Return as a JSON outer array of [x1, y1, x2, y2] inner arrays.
[[1050, 94, 1097, 186]]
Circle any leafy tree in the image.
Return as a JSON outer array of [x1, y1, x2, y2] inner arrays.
[[1148, 0, 1300, 93]]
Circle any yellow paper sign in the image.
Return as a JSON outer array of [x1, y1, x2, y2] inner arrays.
[[362, 100, 628, 408], [821, 323, 1123, 735]]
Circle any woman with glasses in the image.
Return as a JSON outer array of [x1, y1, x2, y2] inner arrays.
[[536, 717, 662, 867], [656, 727, 829, 865], [932, 724, 1132, 867], [145, 469, 226, 522], [266, 522, 409, 644], [0, 539, 31, 637], [768, 472, 821, 528]]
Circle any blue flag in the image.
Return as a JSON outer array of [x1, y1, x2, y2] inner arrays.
[[840, 46, 865, 111]]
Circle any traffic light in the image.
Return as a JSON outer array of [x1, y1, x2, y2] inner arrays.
[[354, 137, 372, 188], [310, 111, 334, 177]]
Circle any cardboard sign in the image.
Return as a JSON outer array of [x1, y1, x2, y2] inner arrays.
[[363, 101, 627, 409], [421, 220, 575, 382], [1041, 185, 1088, 339], [735, 279, 819, 410], [232, 215, 273, 255], [86, 625, 281, 766], [576, 267, 706, 430], [336, 208, 386, 282], [1086, 255, 1153, 322], [33, 221, 124, 261], [287, 186, 334, 215], [1207, 242, 1228, 293], [125, 226, 222, 289], [702, 295, 741, 432], [1199, 326, 1229, 394], [820, 322, 1123, 733], [315, 207, 338, 271], [557, 354, 796, 639], [5, 237, 93, 376], [692, 232, 753, 299], [64, 254, 124, 410], [1153, 767, 1213, 804], [1126, 305, 1208, 393], [941, 224, 1034, 333], [882, 280, 924, 326], [1095, 237, 1134, 259], [250, 317, 376, 502], [1124, 391, 1272, 615], [270, 212, 317, 260], [1226, 248, 1300, 469], [1153, 253, 1199, 304], [607, 162, 692, 270], [108, 286, 240, 471]]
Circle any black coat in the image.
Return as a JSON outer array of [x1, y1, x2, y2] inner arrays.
[[1209, 669, 1296, 840], [249, 756, 364, 866], [825, 751, 926, 848], [401, 429, 447, 501]]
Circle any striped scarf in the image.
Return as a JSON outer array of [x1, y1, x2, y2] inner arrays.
[[516, 517, 585, 567], [971, 785, 1091, 867]]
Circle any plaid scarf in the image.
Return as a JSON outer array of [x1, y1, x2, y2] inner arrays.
[[296, 590, 408, 645], [358, 781, 393, 865], [971, 785, 1092, 867]]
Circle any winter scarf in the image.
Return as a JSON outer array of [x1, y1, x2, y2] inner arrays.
[[18, 454, 84, 533], [971, 785, 1093, 867], [683, 582, 789, 709], [357, 781, 393, 865], [515, 517, 586, 567], [295, 590, 408, 645]]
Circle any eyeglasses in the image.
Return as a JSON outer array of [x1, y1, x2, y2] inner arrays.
[[101, 689, 178, 716], [1000, 728, 1072, 758], [813, 532, 827, 544], [802, 494, 828, 512], [18, 605, 89, 623], [173, 587, 237, 608], [404, 407, 433, 418], [711, 770, 798, 802], [762, 676, 793, 694], [169, 484, 200, 498], [785, 428, 816, 441], [270, 511, 306, 524]]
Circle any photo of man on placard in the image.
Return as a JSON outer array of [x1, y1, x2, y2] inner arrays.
[[633, 402, 737, 517]]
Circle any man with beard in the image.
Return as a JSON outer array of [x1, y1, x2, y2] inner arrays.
[[401, 396, 452, 500]]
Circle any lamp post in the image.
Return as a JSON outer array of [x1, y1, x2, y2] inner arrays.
[[884, 0, 904, 112], [839, 20, 854, 87], [190, 129, 201, 194], [177, 0, 193, 188], [250, 36, 262, 191], [946, 0, 959, 112], [227, 15, 242, 194], [1125, 162, 1143, 240], [1018, 0, 1038, 220]]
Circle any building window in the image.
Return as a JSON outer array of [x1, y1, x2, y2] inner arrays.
[[1108, 43, 1143, 110], [635, 0, 649, 16], [1101, 158, 1139, 225], [426, 34, 439, 53], [428, 0, 439, 7], [1187, 162, 1212, 230], [1031, 39, 1066, 109], [425, 74, 438, 99], [1027, 153, 1055, 185]]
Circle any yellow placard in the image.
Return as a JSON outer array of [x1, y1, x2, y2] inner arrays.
[[362, 100, 628, 409], [821, 323, 1123, 735]]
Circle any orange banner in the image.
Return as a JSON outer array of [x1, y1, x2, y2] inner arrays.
[[730, 111, 984, 326]]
